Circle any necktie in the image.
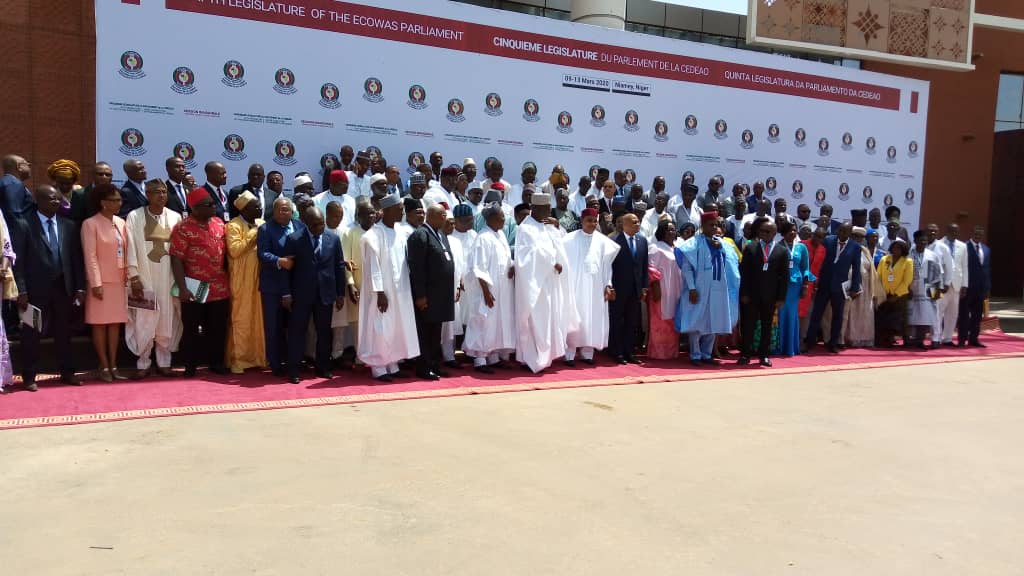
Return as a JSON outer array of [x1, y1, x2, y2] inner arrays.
[[313, 234, 321, 257], [175, 183, 185, 207], [46, 218, 60, 261], [836, 241, 845, 263], [629, 235, 636, 257], [216, 186, 226, 207], [948, 238, 954, 258]]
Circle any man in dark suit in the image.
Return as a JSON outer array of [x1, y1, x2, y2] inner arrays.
[[119, 158, 149, 218], [407, 204, 456, 380], [283, 205, 346, 383], [739, 218, 790, 366], [609, 212, 648, 364], [958, 225, 991, 347], [257, 196, 304, 377], [10, 185, 86, 391], [227, 163, 268, 221], [164, 156, 189, 215], [200, 161, 230, 222], [805, 222, 863, 353]]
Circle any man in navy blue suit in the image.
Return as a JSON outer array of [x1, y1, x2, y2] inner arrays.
[[119, 158, 149, 218], [805, 222, 862, 353], [283, 206, 346, 383], [257, 196, 305, 377], [609, 212, 649, 364], [958, 225, 991, 347]]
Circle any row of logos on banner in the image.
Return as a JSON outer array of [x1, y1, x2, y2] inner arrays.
[[115, 51, 920, 160]]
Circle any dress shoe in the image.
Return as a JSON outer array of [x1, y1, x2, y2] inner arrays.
[[826, 344, 840, 354], [132, 368, 150, 381], [969, 341, 987, 348], [271, 367, 285, 378], [435, 369, 451, 378], [157, 367, 175, 377], [563, 359, 576, 367], [702, 358, 723, 366], [625, 357, 643, 365], [690, 359, 703, 367], [444, 360, 462, 369], [182, 367, 197, 378], [98, 370, 114, 383], [25, 381, 38, 392], [315, 370, 333, 379], [490, 361, 510, 370], [110, 369, 129, 381], [474, 365, 495, 375], [737, 356, 751, 365], [616, 356, 628, 365], [417, 371, 440, 381], [288, 376, 301, 384], [374, 374, 394, 383], [391, 371, 410, 379], [759, 357, 773, 367], [62, 374, 82, 386], [209, 365, 229, 375], [942, 341, 957, 347], [580, 358, 595, 366]]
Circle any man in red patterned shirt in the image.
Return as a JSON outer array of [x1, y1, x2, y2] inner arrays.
[[170, 187, 231, 377]]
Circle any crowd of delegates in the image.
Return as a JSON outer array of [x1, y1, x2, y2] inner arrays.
[[0, 149, 994, 392]]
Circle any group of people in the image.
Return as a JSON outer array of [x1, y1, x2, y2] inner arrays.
[[0, 149, 993, 392]]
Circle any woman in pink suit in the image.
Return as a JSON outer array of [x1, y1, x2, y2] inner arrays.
[[82, 184, 129, 381]]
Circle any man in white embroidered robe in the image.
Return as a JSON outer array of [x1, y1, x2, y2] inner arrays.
[[563, 208, 619, 365]]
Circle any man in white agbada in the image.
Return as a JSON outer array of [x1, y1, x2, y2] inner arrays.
[[125, 179, 182, 376], [926, 222, 954, 348], [513, 193, 578, 373], [908, 229, 943, 348], [562, 208, 619, 365], [462, 202, 516, 373], [641, 192, 671, 240], [937, 222, 968, 346], [358, 192, 419, 381]]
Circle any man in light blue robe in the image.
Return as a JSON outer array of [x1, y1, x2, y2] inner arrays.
[[675, 212, 740, 365]]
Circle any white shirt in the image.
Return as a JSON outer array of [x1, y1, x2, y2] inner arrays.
[[346, 171, 372, 198]]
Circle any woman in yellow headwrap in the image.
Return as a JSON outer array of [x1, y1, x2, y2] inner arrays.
[[47, 159, 84, 220]]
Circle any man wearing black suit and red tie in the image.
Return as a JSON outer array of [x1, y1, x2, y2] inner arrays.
[[739, 217, 790, 367], [164, 156, 190, 215], [609, 212, 649, 364], [805, 222, 862, 353], [958, 225, 991, 348], [407, 204, 456, 380], [200, 161, 230, 222]]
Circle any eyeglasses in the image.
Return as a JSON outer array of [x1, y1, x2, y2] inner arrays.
[[102, 196, 122, 203]]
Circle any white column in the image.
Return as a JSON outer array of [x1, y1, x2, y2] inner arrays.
[[571, 0, 626, 30]]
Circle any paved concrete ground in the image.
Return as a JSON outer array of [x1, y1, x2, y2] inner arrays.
[[1, 358, 1023, 576]]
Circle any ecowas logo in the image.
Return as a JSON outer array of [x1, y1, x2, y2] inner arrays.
[[118, 51, 145, 79], [862, 185, 874, 204], [791, 180, 805, 200], [624, 110, 640, 132], [865, 136, 877, 155], [654, 121, 669, 142], [484, 93, 503, 116], [523, 99, 540, 123], [222, 134, 247, 161], [886, 146, 898, 163], [119, 128, 146, 157], [407, 84, 428, 110], [170, 66, 197, 95], [363, 77, 384, 103], [814, 188, 827, 207], [625, 169, 636, 183], [273, 68, 297, 95], [794, 128, 807, 147], [222, 60, 246, 88], [838, 182, 850, 201], [883, 193, 894, 208], [765, 177, 778, 196], [320, 153, 340, 174], [446, 99, 465, 123], [407, 152, 425, 175], [904, 188, 916, 205], [841, 132, 854, 151], [908, 140, 919, 158], [273, 140, 297, 166], [767, 123, 780, 143], [173, 141, 198, 169], [319, 83, 341, 109], [740, 129, 754, 149], [818, 137, 830, 157], [557, 111, 573, 134], [684, 115, 698, 136], [366, 146, 382, 161], [713, 119, 728, 140], [590, 105, 606, 128]]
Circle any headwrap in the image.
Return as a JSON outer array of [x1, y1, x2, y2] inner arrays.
[[233, 190, 258, 211], [453, 204, 473, 218], [293, 174, 313, 188], [379, 192, 402, 209], [531, 193, 551, 206], [489, 181, 506, 192], [866, 227, 878, 236], [409, 173, 426, 185], [403, 197, 423, 211], [549, 173, 567, 188], [369, 173, 387, 186], [700, 211, 719, 223], [481, 202, 503, 220], [47, 159, 81, 182], [483, 189, 502, 204], [441, 166, 459, 177], [329, 170, 348, 184], [799, 223, 814, 233], [187, 188, 212, 209], [581, 208, 599, 219]]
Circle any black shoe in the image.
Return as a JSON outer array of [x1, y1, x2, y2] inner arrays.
[[957, 341, 966, 348], [759, 357, 772, 367], [737, 356, 751, 365], [690, 359, 703, 367], [942, 341, 957, 347], [969, 341, 987, 348], [474, 365, 495, 375], [435, 369, 451, 378], [564, 359, 576, 367], [391, 371, 410, 379], [625, 357, 643, 365], [209, 365, 229, 375], [288, 376, 301, 384], [62, 374, 83, 386], [616, 357, 628, 365], [915, 343, 929, 350], [826, 344, 840, 354], [444, 360, 462, 369], [490, 361, 509, 371], [374, 374, 394, 383], [182, 367, 197, 378], [417, 371, 440, 381], [702, 358, 723, 366], [25, 381, 38, 392], [580, 358, 595, 366], [272, 367, 285, 378], [315, 370, 333, 379]]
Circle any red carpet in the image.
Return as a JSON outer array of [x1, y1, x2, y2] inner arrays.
[[2, 332, 1023, 430]]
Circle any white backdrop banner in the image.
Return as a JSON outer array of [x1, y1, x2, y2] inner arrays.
[[96, 0, 929, 226]]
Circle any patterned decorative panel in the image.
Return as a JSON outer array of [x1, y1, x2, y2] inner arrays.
[[889, 6, 929, 57], [845, 0, 890, 51], [927, 6, 969, 62], [756, 0, 804, 41]]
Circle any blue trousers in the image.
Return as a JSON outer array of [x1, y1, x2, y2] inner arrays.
[[688, 332, 716, 360], [261, 293, 289, 372], [806, 289, 845, 347]]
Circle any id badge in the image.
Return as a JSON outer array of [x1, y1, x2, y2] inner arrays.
[[762, 263, 769, 272], [888, 273, 895, 283], [789, 260, 794, 269]]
